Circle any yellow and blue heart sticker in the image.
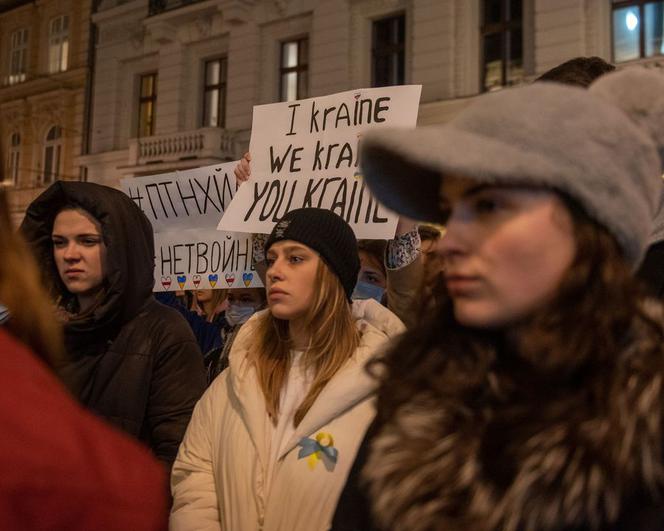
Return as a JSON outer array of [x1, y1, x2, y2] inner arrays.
[[297, 432, 338, 471]]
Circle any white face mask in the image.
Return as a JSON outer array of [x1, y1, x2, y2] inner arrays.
[[0, 303, 9, 325], [225, 303, 257, 327]]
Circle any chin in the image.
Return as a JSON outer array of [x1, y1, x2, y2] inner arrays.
[[454, 305, 507, 329], [268, 303, 302, 322]]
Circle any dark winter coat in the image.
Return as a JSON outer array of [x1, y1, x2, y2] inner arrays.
[[333, 301, 664, 531], [20, 181, 206, 467], [155, 291, 225, 354]]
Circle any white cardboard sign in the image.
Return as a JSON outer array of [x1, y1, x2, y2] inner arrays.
[[121, 164, 263, 291], [218, 85, 422, 239]]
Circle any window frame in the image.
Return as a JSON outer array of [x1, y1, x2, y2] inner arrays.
[[371, 12, 406, 88], [202, 57, 228, 128], [611, 0, 664, 62], [137, 72, 158, 138], [8, 28, 28, 85], [42, 126, 62, 186], [480, 0, 524, 92], [5, 132, 20, 185], [279, 36, 309, 102], [48, 15, 70, 74]]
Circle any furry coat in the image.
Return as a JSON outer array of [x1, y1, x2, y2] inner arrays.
[[334, 301, 664, 531]]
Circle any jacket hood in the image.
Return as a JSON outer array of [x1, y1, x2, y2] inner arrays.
[[20, 181, 155, 339], [365, 299, 664, 531]]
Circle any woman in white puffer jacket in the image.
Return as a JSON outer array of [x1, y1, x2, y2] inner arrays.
[[170, 208, 404, 531]]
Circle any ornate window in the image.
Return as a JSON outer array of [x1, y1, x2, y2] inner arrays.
[[202, 58, 227, 127], [280, 37, 308, 102], [43, 126, 62, 185], [371, 13, 406, 87], [612, 1, 664, 62], [481, 0, 524, 91], [48, 15, 69, 73]]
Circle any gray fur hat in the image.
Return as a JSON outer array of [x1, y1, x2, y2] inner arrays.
[[360, 67, 664, 267]]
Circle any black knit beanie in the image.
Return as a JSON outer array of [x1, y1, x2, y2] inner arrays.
[[264, 208, 360, 301]]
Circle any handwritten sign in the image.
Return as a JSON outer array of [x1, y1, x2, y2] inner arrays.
[[121, 164, 263, 292], [218, 85, 421, 239], [154, 229, 261, 292], [121, 162, 237, 233]]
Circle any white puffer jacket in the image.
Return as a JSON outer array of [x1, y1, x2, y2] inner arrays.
[[170, 299, 404, 531]]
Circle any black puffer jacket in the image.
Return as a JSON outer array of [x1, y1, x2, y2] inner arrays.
[[20, 181, 206, 467]]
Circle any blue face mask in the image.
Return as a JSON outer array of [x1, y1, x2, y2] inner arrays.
[[225, 303, 257, 327], [352, 280, 385, 304]]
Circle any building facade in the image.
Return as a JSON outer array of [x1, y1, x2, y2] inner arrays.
[[3, 0, 664, 218], [0, 0, 92, 224]]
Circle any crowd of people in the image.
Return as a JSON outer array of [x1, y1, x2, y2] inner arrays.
[[3, 57, 664, 531]]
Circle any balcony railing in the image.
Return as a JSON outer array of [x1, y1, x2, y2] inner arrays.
[[127, 127, 235, 166]]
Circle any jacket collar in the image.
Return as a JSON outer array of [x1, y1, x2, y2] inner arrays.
[[227, 301, 404, 464]]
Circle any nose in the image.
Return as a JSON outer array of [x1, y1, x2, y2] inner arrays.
[[436, 209, 469, 261], [62, 242, 81, 261], [267, 257, 285, 283]]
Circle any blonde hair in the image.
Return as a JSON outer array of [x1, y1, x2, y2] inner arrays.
[[0, 187, 63, 363], [253, 260, 359, 426], [192, 289, 227, 322]]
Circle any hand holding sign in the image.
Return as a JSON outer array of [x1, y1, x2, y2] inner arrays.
[[235, 152, 251, 184]]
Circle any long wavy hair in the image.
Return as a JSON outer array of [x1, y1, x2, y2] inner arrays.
[[252, 259, 359, 427], [371, 196, 664, 428], [0, 187, 64, 363]]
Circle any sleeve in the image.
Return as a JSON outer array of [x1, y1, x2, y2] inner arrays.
[[385, 256, 423, 330], [385, 227, 421, 270], [147, 330, 207, 469], [170, 383, 223, 531], [330, 419, 382, 531]]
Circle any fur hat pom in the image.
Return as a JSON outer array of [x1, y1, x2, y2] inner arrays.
[[590, 68, 664, 170]]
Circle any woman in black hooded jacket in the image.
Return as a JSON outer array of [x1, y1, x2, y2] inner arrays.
[[21, 181, 206, 468]]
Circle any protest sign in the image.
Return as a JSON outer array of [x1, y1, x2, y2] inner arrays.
[[154, 229, 261, 292], [121, 162, 237, 233], [121, 164, 263, 292], [217, 85, 422, 239]]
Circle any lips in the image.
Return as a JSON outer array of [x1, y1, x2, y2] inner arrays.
[[445, 274, 480, 294], [268, 288, 287, 300]]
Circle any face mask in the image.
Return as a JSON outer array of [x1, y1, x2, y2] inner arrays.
[[0, 303, 8, 325], [352, 280, 385, 304], [225, 303, 257, 327]]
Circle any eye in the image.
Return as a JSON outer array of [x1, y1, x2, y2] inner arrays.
[[81, 237, 101, 246], [265, 256, 275, 266], [52, 237, 66, 248], [473, 196, 502, 214], [289, 255, 303, 264]]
